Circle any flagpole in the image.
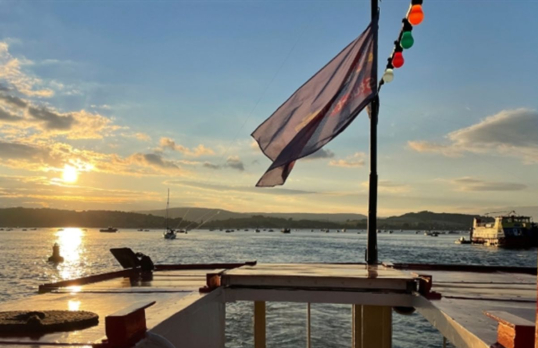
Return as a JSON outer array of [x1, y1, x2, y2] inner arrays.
[[366, 0, 379, 265]]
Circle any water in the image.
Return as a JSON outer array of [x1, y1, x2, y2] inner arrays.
[[0, 228, 535, 347]]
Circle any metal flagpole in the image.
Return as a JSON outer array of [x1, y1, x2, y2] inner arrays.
[[366, 0, 379, 265]]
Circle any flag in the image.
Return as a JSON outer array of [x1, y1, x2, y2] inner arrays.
[[252, 23, 377, 187]]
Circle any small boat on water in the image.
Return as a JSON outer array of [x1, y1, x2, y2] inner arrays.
[[137, 229, 143, 231], [163, 189, 176, 240], [267, 229, 274, 232], [281, 228, 291, 234], [163, 229, 176, 239], [455, 237, 471, 244], [100, 227, 118, 233], [225, 229, 234, 233], [255, 229, 260, 233]]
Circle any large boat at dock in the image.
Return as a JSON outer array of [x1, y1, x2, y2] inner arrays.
[[471, 212, 538, 247]]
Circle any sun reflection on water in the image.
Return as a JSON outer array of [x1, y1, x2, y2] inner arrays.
[[54, 228, 85, 280], [68, 299, 81, 311]]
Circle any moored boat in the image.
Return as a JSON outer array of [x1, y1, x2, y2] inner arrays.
[[100, 227, 118, 233], [163, 189, 176, 240], [471, 212, 538, 247]]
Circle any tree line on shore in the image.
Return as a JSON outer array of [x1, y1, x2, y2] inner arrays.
[[0, 207, 482, 230]]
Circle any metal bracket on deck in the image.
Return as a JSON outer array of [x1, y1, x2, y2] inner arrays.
[[200, 272, 223, 293], [413, 273, 442, 300], [99, 301, 156, 348]]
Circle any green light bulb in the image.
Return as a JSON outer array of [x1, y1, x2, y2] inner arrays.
[[400, 31, 414, 49]]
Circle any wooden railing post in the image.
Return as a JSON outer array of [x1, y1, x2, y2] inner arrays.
[[254, 301, 266, 348], [353, 305, 392, 348]]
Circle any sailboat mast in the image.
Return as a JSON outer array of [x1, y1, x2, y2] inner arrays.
[[166, 188, 170, 229], [366, 0, 379, 265]]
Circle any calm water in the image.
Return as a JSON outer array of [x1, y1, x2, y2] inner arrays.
[[0, 228, 536, 347]]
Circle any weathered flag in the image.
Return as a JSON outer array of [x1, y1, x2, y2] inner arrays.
[[252, 24, 377, 187]]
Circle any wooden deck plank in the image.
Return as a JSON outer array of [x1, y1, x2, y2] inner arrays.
[[409, 267, 537, 348], [222, 264, 415, 291], [0, 292, 200, 345], [224, 264, 413, 279]]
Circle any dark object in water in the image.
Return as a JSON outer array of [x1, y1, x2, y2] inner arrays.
[[0, 310, 98, 334], [48, 243, 64, 263]]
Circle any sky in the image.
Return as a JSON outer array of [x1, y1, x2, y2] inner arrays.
[[0, 0, 537, 218]]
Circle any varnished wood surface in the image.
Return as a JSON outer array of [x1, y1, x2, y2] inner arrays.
[[0, 269, 214, 345], [412, 268, 537, 347], [0, 292, 201, 344], [222, 264, 415, 291]]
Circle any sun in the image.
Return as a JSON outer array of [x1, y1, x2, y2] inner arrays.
[[62, 165, 78, 183]]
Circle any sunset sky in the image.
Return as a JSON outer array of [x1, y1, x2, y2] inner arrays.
[[1, 1, 537, 217]]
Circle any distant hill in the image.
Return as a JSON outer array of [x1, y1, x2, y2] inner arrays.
[[378, 211, 485, 230], [0, 207, 489, 230], [137, 207, 366, 223], [0, 207, 194, 229]]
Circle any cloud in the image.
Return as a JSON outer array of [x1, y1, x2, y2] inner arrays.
[[0, 140, 49, 160], [0, 139, 184, 177], [90, 104, 112, 110], [361, 180, 411, 194], [129, 153, 181, 172], [134, 132, 151, 142], [203, 162, 220, 170], [0, 91, 119, 139], [0, 108, 23, 122], [450, 177, 527, 192], [27, 106, 75, 130], [0, 93, 27, 108], [0, 42, 54, 97], [304, 148, 335, 160], [409, 109, 538, 163], [203, 156, 245, 171], [0, 174, 163, 209], [225, 156, 244, 171], [159, 137, 215, 157], [167, 180, 316, 195], [329, 152, 365, 168]]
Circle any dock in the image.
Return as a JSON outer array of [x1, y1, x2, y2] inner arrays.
[[0, 253, 536, 348]]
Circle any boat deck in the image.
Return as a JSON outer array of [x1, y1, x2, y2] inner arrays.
[[0, 262, 535, 348]]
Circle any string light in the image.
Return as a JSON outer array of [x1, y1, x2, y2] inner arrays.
[[400, 20, 414, 49], [408, 1, 424, 26], [380, 0, 424, 87], [382, 68, 394, 83], [392, 51, 404, 68]]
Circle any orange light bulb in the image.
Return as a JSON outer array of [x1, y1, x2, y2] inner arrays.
[[408, 5, 424, 26]]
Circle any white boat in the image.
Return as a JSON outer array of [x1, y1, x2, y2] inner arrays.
[[163, 189, 176, 240], [163, 229, 176, 240]]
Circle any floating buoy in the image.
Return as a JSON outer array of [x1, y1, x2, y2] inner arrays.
[[48, 243, 64, 263]]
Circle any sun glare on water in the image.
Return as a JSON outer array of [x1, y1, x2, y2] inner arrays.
[[62, 165, 78, 183]]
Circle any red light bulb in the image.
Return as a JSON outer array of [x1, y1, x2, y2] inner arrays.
[[392, 52, 404, 68]]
